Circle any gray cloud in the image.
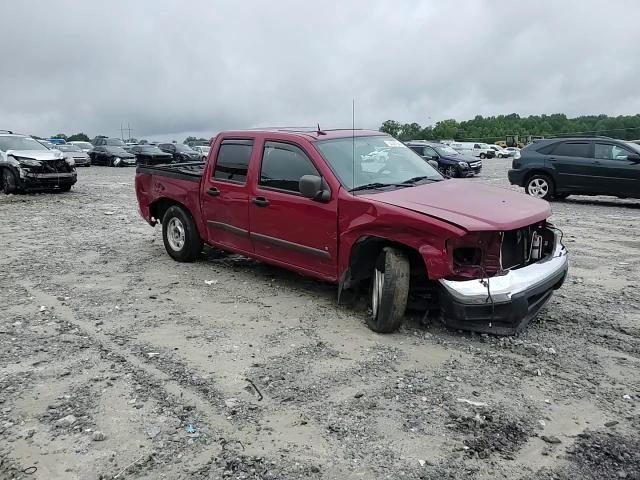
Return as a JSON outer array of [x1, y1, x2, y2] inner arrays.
[[1, 0, 639, 140]]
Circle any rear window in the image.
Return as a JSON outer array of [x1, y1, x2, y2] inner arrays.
[[552, 142, 590, 158], [213, 139, 253, 183]]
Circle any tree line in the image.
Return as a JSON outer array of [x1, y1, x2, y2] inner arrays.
[[42, 133, 209, 145], [379, 114, 640, 143]]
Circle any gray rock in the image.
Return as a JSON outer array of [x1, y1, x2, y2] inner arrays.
[[92, 430, 106, 441], [541, 435, 561, 444], [55, 415, 77, 427]]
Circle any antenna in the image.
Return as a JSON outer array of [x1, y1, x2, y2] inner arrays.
[[352, 99, 355, 190]]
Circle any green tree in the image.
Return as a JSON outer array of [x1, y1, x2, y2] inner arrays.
[[379, 120, 401, 138], [67, 133, 90, 142], [51, 133, 67, 140]]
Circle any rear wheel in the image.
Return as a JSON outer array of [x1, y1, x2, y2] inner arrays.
[[162, 206, 203, 262], [2, 169, 18, 194], [367, 247, 410, 333], [525, 174, 554, 200], [480, 153, 486, 159]]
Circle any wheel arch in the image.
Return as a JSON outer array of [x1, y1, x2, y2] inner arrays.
[[341, 235, 428, 290]]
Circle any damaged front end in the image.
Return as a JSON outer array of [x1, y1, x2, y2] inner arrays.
[[12, 156, 77, 191], [438, 222, 568, 335]]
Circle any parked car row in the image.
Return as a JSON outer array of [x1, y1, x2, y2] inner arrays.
[[406, 141, 482, 177]]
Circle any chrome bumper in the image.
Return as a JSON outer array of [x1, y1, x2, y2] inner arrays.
[[438, 240, 568, 305]]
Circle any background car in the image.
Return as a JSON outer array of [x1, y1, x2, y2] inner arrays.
[[54, 143, 91, 166], [158, 143, 202, 162], [505, 147, 521, 159], [192, 145, 210, 160], [406, 141, 482, 177], [89, 145, 136, 167], [49, 137, 66, 145], [489, 144, 512, 158], [0, 132, 76, 193], [449, 141, 495, 159], [508, 137, 640, 200], [68, 141, 94, 152], [130, 145, 174, 165], [92, 136, 127, 147]]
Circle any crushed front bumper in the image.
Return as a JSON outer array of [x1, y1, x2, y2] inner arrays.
[[438, 240, 568, 335], [18, 171, 77, 191]]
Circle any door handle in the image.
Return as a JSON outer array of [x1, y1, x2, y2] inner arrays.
[[207, 187, 220, 197], [252, 196, 270, 207], [548, 157, 556, 162]]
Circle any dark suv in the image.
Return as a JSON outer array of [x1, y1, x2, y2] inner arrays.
[[406, 141, 482, 177], [158, 143, 202, 163], [509, 137, 640, 200]]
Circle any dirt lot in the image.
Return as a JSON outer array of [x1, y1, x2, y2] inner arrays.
[[1, 159, 639, 480]]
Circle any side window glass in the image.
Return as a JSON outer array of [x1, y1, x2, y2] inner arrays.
[[552, 142, 590, 158], [213, 139, 253, 183], [424, 147, 438, 157], [474, 144, 480, 149], [611, 145, 631, 160], [260, 141, 319, 193]]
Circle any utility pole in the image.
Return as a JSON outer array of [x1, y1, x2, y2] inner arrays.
[[120, 123, 124, 141], [127, 123, 132, 141]]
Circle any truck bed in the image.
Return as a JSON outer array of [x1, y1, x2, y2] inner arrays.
[[136, 162, 205, 182]]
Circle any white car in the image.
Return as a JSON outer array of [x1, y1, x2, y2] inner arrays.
[[68, 141, 94, 152], [505, 147, 521, 159], [0, 131, 77, 193], [192, 145, 211, 160], [449, 142, 495, 159], [489, 145, 512, 158]]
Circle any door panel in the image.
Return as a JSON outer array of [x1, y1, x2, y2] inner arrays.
[[249, 141, 338, 277], [592, 143, 640, 196], [547, 141, 594, 191], [201, 139, 254, 253]]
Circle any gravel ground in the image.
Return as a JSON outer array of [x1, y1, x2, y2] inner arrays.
[[0, 159, 639, 480]]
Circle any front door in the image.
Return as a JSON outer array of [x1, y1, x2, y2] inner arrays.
[[593, 142, 640, 196], [249, 140, 338, 278], [201, 138, 255, 254]]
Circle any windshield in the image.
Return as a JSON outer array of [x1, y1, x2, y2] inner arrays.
[[105, 138, 126, 146], [0, 136, 49, 152], [624, 141, 640, 154], [138, 146, 162, 153], [56, 144, 82, 152], [434, 145, 459, 156], [71, 142, 92, 149], [175, 144, 195, 152], [315, 135, 442, 190], [105, 146, 128, 155]]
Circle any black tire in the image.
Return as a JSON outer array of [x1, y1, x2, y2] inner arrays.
[[58, 185, 72, 192], [2, 169, 18, 194], [444, 165, 458, 178], [367, 247, 410, 333], [525, 173, 554, 200], [162, 205, 203, 262], [480, 153, 486, 159]]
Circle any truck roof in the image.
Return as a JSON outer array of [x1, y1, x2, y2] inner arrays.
[[216, 128, 384, 141]]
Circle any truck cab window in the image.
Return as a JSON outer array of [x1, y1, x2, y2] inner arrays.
[[213, 139, 253, 183], [259, 141, 318, 193]]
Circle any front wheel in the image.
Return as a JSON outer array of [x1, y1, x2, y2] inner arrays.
[[367, 247, 410, 333], [162, 206, 203, 262], [444, 165, 458, 178], [2, 169, 18, 194], [525, 174, 554, 200]]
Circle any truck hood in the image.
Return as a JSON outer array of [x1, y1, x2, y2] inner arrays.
[[7, 150, 63, 161], [361, 179, 551, 231]]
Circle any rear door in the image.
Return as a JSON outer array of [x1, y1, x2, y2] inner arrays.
[[200, 138, 255, 254], [249, 140, 338, 278], [593, 142, 640, 196], [547, 141, 594, 191]]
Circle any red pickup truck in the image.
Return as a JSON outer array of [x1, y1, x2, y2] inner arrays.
[[135, 129, 568, 335]]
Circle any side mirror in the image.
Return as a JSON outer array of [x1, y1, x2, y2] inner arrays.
[[431, 155, 439, 161], [299, 175, 330, 202], [427, 159, 439, 169], [628, 153, 640, 163]]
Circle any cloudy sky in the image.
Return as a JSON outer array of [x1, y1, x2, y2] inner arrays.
[[2, 0, 639, 141]]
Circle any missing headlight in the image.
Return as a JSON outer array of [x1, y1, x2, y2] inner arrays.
[[453, 247, 482, 266]]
